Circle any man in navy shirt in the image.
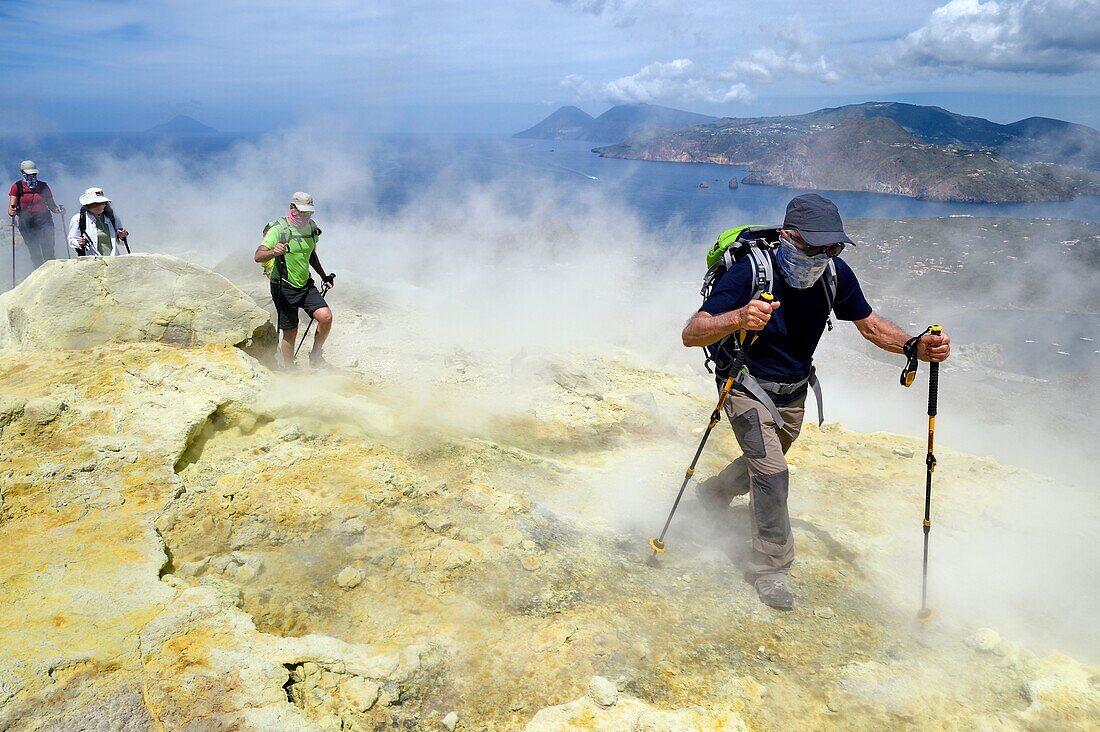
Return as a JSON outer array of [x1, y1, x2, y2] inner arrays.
[[681, 194, 951, 609]]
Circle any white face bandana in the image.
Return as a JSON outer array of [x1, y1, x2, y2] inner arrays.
[[288, 207, 312, 228], [775, 235, 830, 289]]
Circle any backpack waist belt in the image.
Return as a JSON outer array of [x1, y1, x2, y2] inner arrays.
[[736, 368, 825, 428]]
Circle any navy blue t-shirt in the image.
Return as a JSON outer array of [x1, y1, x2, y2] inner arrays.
[[700, 252, 872, 387]]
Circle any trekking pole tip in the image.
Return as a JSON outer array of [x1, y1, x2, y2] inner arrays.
[[916, 606, 935, 622], [648, 537, 665, 554]]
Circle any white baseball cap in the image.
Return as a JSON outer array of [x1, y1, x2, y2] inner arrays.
[[79, 187, 111, 206], [290, 191, 315, 213], [20, 160, 38, 174]]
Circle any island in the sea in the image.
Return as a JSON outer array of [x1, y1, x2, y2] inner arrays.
[[518, 101, 1100, 203], [144, 114, 219, 136]]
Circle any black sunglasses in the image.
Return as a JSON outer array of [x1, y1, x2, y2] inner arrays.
[[789, 232, 845, 258]]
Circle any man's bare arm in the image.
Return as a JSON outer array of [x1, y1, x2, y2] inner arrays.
[[853, 313, 951, 362], [681, 299, 780, 348], [255, 242, 286, 263], [309, 251, 332, 284]]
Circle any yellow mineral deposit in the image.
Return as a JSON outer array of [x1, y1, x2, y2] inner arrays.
[[0, 255, 1096, 731]]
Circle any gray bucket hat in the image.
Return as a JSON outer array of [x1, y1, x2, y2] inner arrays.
[[783, 193, 854, 247]]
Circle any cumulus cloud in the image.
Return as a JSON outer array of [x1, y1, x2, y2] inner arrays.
[[725, 23, 840, 84], [560, 73, 596, 98], [600, 59, 753, 104], [726, 48, 840, 84], [562, 22, 839, 107], [721, 23, 840, 84], [896, 0, 1100, 74]]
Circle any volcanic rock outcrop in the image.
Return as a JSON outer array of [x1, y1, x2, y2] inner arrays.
[[0, 254, 274, 354]]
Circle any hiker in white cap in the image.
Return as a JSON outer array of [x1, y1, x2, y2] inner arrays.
[[8, 160, 64, 270], [254, 192, 336, 369], [67, 187, 128, 257]]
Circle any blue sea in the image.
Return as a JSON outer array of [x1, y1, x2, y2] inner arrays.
[[368, 137, 1100, 237]]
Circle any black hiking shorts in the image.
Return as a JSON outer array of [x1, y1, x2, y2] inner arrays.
[[270, 279, 329, 331]]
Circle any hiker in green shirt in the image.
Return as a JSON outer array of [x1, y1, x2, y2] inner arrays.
[[254, 192, 335, 369]]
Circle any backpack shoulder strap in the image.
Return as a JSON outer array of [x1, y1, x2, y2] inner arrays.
[[822, 259, 837, 331], [745, 246, 774, 299], [13, 181, 23, 208], [79, 208, 87, 236], [267, 217, 289, 239]]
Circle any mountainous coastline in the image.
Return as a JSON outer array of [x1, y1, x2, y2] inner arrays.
[[514, 103, 715, 142], [518, 101, 1100, 202], [739, 116, 1100, 203]]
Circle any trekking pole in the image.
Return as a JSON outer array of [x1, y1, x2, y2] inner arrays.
[[648, 292, 774, 560], [293, 274, 335, 357], [81, 233, 101, 258], [9, 214, 15, 287], [59, 207, 71, 259], [900, 324, 941, 622], [120, 235, 131, 254]]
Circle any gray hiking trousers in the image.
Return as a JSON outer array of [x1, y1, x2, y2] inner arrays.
[[705, 388, 806, 581], [17, 213, 56, 270]]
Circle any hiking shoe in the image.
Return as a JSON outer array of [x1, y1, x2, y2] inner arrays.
[[755, 577, 795, 610], [309, 350, 329, 369]]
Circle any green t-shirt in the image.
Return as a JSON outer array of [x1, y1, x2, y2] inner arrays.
[[261, 218, 318, 288]]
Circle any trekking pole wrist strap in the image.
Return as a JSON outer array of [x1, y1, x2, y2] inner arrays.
[[900, 326, 933, 387]]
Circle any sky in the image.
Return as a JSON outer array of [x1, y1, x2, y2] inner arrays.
[[1, 0, 1100, 134]]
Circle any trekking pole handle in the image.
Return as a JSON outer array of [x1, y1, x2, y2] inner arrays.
[[927, 326, 941, 417], [728, 292, 773, 378]]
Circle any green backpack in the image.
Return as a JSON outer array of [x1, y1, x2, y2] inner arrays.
[[701, 223, 836, 311], [702, 225, 777, 302]]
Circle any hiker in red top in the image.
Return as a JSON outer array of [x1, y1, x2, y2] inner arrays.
[[8, 160, 64, 270]]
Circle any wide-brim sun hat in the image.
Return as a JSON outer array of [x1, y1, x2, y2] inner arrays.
[[79, 187, 111, 206], [289, 191, 315, 213], [783, 193, 854, 248]]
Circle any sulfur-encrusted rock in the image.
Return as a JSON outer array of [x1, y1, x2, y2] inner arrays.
[[336, 566, 365, 589], [587, 675, 619, 707], [524, 684, 748, 731], [966, 628, 1001, 653], [0, 254, 274, 353]]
